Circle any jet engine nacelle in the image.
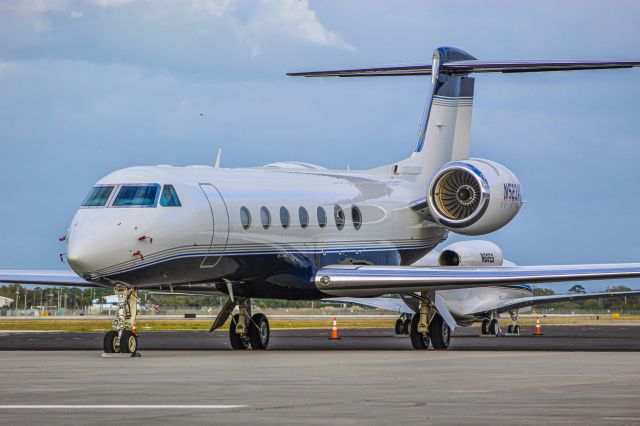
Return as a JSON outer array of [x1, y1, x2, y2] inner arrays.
[[438, 240, 504, 267], [427, 158, 523, 236]]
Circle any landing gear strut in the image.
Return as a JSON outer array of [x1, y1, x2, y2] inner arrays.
[[506, 310, 520, 335], [227, 298, 270, 350], [394, 314, 412, 335], [481, 312, 500, 336], [103, 284, 138, 354], [408, 292, 451, 350]]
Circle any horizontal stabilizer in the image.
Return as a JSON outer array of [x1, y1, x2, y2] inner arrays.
[[468, 289, 640, 316], [288, 60, 640, 77]]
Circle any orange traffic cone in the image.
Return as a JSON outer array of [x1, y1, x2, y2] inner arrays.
[[533, 318, 543, 336], [328, 317, 341, 340]]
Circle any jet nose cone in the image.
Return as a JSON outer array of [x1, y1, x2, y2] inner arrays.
[[66, 210, 125, 278], [66, 221, 100, 277], [66, 233, 92, 277]]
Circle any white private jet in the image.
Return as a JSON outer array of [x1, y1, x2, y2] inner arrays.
[[2, 46, 640, 353]]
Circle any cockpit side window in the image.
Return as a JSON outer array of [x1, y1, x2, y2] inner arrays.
[[81, 186, 114, 207], [113, 184, 160, 207], [160, 185, 182, 207]]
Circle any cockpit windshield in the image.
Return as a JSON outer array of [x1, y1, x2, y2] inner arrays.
[[160, 185, 182, 207], [113, 184, 159, 207], [81, 186, 114, 207]]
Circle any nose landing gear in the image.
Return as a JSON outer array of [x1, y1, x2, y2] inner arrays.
[[102, 284, 139, 355], [506, 310, 521, 335]]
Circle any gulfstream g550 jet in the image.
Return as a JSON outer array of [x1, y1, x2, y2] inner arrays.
[[2, 47, 640, 353]]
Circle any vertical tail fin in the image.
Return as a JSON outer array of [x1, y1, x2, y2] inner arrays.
[[288, 46, 640, 183], [412, 47, 476, 180]]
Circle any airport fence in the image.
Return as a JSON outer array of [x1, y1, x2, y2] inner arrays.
[[0, 304, 393, 318]]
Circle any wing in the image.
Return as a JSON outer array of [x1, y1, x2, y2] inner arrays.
[[288, 60, 640, 77], [0, 270, 99, 287], [322, 297, 414, 314], [468, 290, 640, 316], [315, 263, 640, 297]]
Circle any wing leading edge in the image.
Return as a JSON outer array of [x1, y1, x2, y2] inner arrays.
[[314, 263, 640, 297]]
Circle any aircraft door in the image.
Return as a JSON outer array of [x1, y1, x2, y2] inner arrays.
[[199, 183, 230, 269]]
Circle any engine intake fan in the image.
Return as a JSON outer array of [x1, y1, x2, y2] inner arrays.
[[433, 168, 483, 221], [427, 159, 523, 236]]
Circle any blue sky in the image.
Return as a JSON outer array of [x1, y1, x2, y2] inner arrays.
[[1, 0, 639, 292]]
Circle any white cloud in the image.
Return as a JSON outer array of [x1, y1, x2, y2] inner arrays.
[[1, 0, 355, 58], [89, 0, 137, 6], [190, 0, 234, 17], [242, 0, 355, 55]]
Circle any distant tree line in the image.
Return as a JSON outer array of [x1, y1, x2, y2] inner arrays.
[[0, 284, 317, 310], [2, 283, 639, 311]]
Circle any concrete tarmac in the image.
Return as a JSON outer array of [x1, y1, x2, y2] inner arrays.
[[2, 324, 640, 351], [1, 326, 640, 425]]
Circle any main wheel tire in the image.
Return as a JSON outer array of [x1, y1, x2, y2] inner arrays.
[[403, 318, 411, 335], [481, 319, 490, 335], [513, 325, 521, 335], [395, 319, 404, 335], [489, 319, 500, 335], [229, 314, 249, 350], [507, 325, 513, 334], [119, 330, 137, 354], [103, 330, 120, 353], [248, 313, 270, 350], [429, 314, 451, 350], [409, 314, 430, 349]]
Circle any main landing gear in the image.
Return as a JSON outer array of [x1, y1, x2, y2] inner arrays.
[[103, 284, 139, 354], [211, 298, 271, 350], [408, 292, 451, 350], [394, 314, 411, 335], [481, 312, 501, 336]]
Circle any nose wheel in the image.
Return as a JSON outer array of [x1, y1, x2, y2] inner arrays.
[[103, 330, 120, 353], [102, 284, 139, 355]]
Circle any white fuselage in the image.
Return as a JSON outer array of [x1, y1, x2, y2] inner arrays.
[[65, 163, 529, 320], [66, 164, 444, 296]]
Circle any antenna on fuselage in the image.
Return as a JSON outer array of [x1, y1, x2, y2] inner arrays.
[[214, 149, 222, 169]]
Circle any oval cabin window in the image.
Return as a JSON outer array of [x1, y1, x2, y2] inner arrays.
[[334, 205, 345, 230], [351, 205, 362, 230], [240, 206, 251, 230], [317, 207, 327, 228], [299, 207, 309, 228], [280, 206, 290, 229], [260, 206, 271, 229]]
